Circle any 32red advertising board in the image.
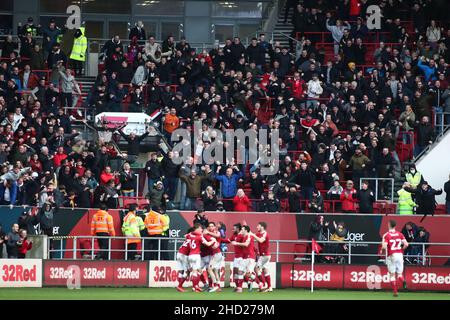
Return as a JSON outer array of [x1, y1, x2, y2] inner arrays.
[[278, 264, 344, 289], [405, 267, 450, 291], [43, 260, 148, 287], [278, 264, 450, 291]]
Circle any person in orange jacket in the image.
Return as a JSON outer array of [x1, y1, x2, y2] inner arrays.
[[91, 203, 116, 260], [163, 107, 180, 136]]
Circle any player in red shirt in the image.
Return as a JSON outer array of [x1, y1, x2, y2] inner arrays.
[[181, 224, 215, 292], [176, 228, 194, 292], [381, 220, 409, 297], [251, 221, 272, 292], [229, 223, 243, 290], [231, 225, 254, 293], [204, 222, 229, 292]]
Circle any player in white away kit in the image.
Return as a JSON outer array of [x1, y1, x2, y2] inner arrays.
[[381, 220, 409, 297]]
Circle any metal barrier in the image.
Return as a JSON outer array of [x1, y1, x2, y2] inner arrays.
[[434, 111, 450, 137], [359, 178, 395, 202], [48, 236, 446, 267]]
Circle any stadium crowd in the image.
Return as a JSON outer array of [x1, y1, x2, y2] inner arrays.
[[0, 0, 450, 225]]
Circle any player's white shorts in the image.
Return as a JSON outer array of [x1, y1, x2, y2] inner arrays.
[[257, 255, 271, 269], [245, 258, 256, 273], [233, 257, 243, 270], [386, 253, 404, 274], [176, 253, 189, 271], [188, 254, 202, 270], [209, 253, 224, 270], [201, 256, 211, 269]]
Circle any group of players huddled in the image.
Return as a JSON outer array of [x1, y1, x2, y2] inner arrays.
[[176, 221, 272, 293]]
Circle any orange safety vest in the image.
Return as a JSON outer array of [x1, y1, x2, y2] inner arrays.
[[90, 210, 116, 236], [144, 210, 163, 236]]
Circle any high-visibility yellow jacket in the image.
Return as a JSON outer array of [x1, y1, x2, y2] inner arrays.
[[397, 189, 416, 215], [161, 214, 170, 236], [122, 212, 141, 244], [405, 172, 422, 189], [70, 27, 87, 62]]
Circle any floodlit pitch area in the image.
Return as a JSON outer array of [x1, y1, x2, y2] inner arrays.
[[0, 288, 449, 300]]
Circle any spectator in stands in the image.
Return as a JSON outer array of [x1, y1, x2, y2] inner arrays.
[[444, 174, 450, 214], [410, 227, 430, 264], [326, 14, 351, 55], [356, 180, 375, 213], [286, 185, 301, 213], [17, 229, 32, 259], [340, 180, 357, 213], [414, 116, 435, 157], [119, 162, 137, 197], [117, 126, 150, 164], [201, 186, 218, 211], [163, 107, 180, 141], [294, 162, 316, 202], [327, 179, 343, 200], [6, 223, 20, 258], [129, 21, 146, 45], [309, 215, 328, 242], [308, 189, 324, 213], [406, 181, 443, 222], [215, 165, 243, 211], [161, 151, 180, 202], [233, 188, 251, 212], [0, 179, 17, 205], [1, 35, 18, 59], [42, 19, 65, 58], [261, 191, 280, 213], [145, 152, 162, 191], [426, 20, 442, 50], [0, 224, 6, 258], [179, 169, 210, 211], [398, 104, 416, 139], [47, 43, 67, 84], [146, 180, 166, 209], [347, 148, 370, 188]]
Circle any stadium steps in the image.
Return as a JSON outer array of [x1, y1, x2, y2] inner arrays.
[[76, 76, 96, 95]]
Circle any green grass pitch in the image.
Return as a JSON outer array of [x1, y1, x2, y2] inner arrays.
[[0, 288, 449, 300]]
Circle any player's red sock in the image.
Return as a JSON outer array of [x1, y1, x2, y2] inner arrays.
[[200, 273, 206, 285], [265, 274, 271, 288], [177, 274, 185, 287], [398, 275, 404, 283], [208, 277, 213, 287], [391, 279, 398, 295], [254, 274, 260, 285], [244, 275, 249, 283], [237, 278, 243, 288], [258, 273, 266, 285], [192, 274, 200, 288]]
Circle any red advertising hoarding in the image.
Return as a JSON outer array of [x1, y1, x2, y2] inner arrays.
[[43, 260, 148, 287], [343, 265, 392, 290], [405, 267, 450, 291], [279, 264, 344, 289], [279, 264, 450, 291]]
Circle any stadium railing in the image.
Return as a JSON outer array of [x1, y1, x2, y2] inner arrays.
[[47, 235, 443, 267]]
